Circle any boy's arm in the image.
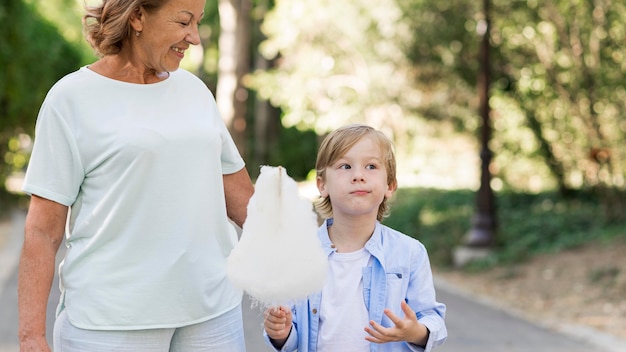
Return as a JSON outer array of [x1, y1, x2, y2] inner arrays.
[[263, 326, 297, 352], [406, 245, 447, 350], [263, 306, 297, 351], [366, 239, 447, 351], [365, 300, 430, 346], [268, 326, 292, 350]]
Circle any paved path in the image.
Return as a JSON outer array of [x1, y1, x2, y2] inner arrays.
[[2, 210, 625, 352], [433, 280, 625, 352]]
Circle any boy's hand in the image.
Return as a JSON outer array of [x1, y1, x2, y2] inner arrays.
[[364, 301, 429, 346], [264, 306, 293, 347]]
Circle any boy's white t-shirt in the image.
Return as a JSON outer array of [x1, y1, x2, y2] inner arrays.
[[22, 67, 245, 329], [318, 248, 372, 351]]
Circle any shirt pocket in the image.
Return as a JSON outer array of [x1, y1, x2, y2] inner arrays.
[[385, 268, 408, 313]]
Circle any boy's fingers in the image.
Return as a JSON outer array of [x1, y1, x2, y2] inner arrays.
[[400, 301, 417, 320], [383, 308, 402, 325]]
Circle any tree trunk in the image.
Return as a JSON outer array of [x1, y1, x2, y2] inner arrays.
[[217, 0, 251, 157], [465, 0, 496, 248]]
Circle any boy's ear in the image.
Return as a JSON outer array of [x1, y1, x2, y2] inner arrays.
[[316, 176, 328, 197], [385, 180, 398, 199]]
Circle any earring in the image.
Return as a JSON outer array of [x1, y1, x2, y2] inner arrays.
[[136, 30, 141, 37]]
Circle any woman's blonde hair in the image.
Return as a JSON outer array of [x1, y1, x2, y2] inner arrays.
[[82, 0, 166, 56], [314, 124, 398, 221]]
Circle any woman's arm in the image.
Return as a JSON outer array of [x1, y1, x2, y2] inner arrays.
[[223, 167, 254, 228], [18, 195, 68, 351]]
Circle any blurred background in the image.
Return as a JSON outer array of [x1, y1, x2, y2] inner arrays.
[[1, 0, 626, 348], [0, 0, 626, 351]]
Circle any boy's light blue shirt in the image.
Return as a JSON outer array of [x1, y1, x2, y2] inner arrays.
[[266, 219, 447, 352]]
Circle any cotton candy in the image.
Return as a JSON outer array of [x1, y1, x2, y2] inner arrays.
[[226, 165, 328, 306]]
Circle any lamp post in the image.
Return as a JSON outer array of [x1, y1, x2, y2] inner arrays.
[[464, 0, 496, 248]]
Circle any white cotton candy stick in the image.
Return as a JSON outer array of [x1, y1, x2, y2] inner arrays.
[[226, 165, 328, 307]]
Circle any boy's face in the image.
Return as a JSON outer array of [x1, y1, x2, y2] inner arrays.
[[317, 136, 395, 220]]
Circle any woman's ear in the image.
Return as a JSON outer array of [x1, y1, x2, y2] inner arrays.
[[129, 6, 144, 33]]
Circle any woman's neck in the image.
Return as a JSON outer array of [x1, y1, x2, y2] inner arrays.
[[89, 54, 168, 84]]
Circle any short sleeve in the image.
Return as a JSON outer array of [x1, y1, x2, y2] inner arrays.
[[22, 101, 84, 206], [212, 96, 245, 175]]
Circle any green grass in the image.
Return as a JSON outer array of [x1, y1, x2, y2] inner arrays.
[[382, 188, 626, 269]]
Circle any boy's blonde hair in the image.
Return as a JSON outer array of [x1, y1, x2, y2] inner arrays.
[[315, 124, 398, 221]]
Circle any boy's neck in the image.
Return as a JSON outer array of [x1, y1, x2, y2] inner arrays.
[[328, 215, 377, 253]]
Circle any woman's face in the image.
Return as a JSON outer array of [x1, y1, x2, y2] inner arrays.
[[133, 0, 205, 73]]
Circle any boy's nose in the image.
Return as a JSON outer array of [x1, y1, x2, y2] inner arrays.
[[352, 172, 365, 182]]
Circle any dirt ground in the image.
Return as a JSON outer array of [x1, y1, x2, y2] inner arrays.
[[434, 237, 626, 340]]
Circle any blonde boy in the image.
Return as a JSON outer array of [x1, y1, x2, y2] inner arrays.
[[263, 124, 447, 352]]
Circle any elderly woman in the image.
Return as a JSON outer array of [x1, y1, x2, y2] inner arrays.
[[17, 0, 254, 351]]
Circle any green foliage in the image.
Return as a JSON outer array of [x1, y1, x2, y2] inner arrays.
[[489, 0, 626, 192], [266, 126, 317, 181], [0, 0, 82, 128], [250, 0, 626, 201], [23, 0, 96, 62], [383, 188, 474, 265], [383, 187, 626, 268], [0, 0, 82, 186], [248, 0, 429, 143], [400, 0, 481, 124]]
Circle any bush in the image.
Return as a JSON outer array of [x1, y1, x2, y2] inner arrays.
[[383, 188, 626, 269]]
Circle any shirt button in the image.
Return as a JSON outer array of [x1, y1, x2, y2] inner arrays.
[[312, 308, 318, 314]]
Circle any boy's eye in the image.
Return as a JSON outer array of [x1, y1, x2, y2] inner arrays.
[[366, 164, 377, 170], [338, 164, 351, 170]]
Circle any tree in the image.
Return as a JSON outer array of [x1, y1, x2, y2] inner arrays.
[[0, 0, 82, 188], [249, 0, 626, 200], [249, 0, 428, 137], [247, 0, 483, 187], [217, 0, 253, 158], [490, 1, 626, 199]]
